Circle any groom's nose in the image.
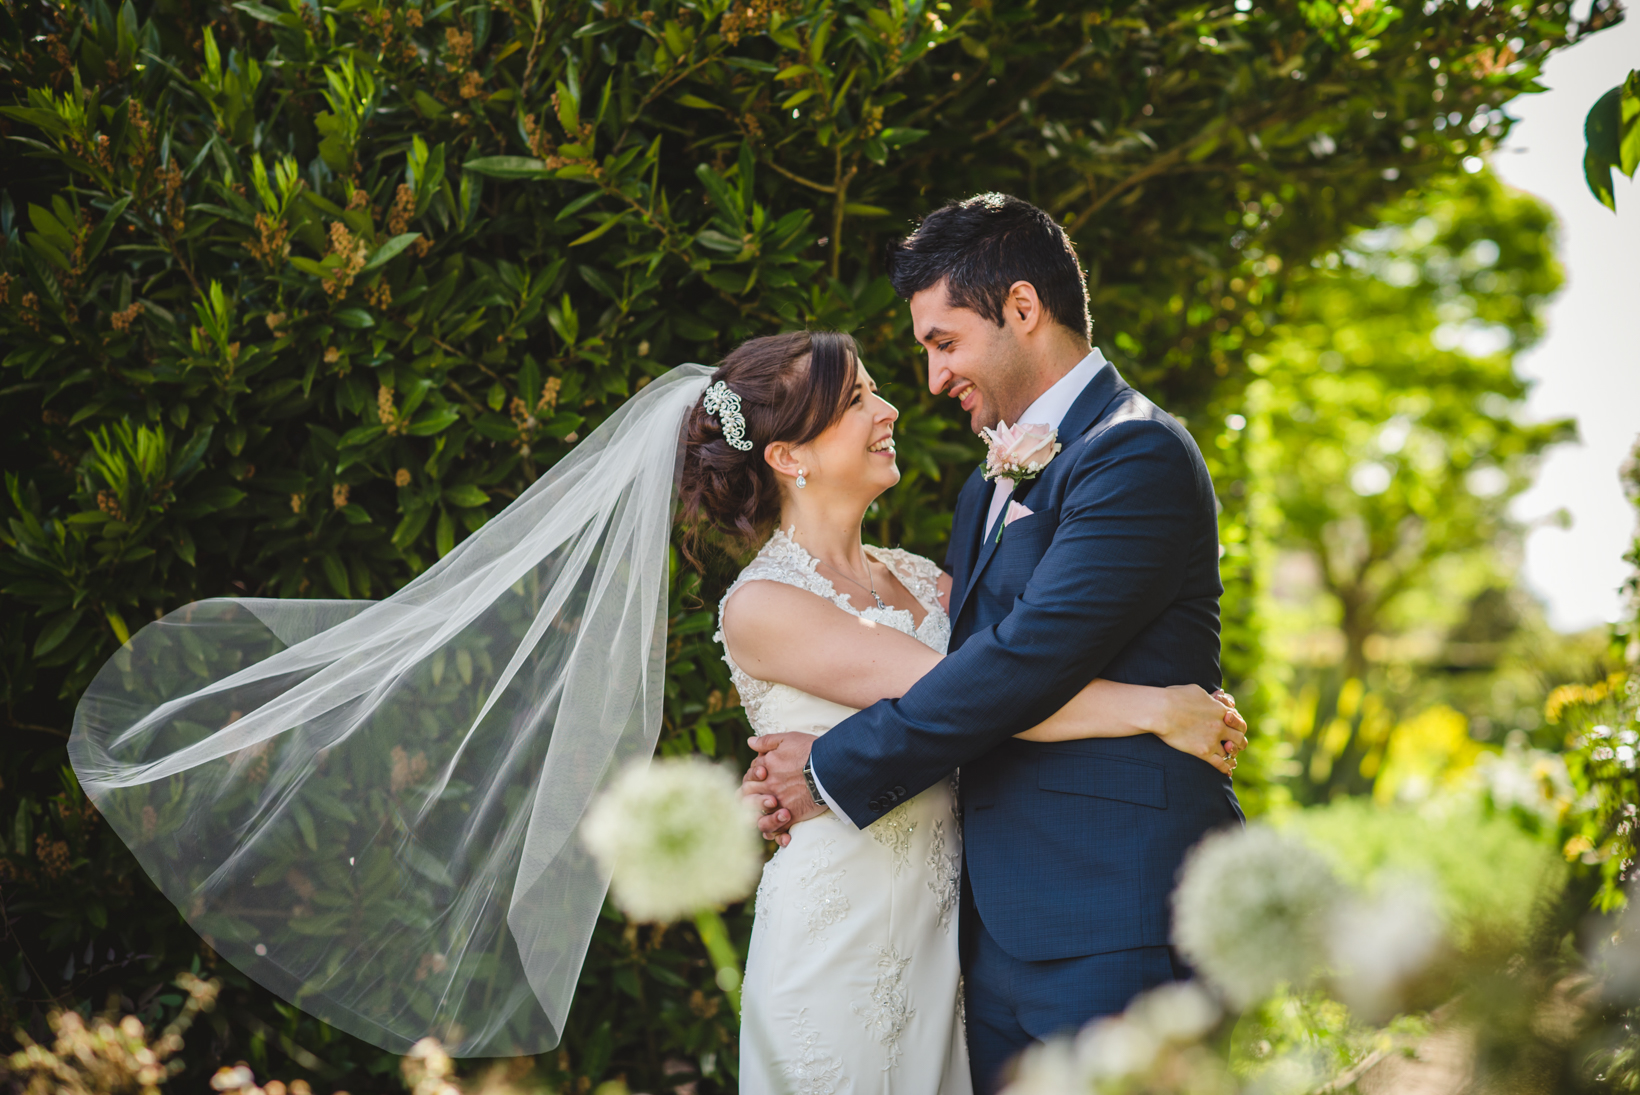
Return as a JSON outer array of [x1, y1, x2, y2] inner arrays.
[[927, 359, 950, 396]]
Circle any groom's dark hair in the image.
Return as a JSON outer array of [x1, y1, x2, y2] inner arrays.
[[886, 194, 1091, 340]]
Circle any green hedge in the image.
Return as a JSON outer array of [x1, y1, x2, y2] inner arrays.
[[0, 0, 1592, 1088]]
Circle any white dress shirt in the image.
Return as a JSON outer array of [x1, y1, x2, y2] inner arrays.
[[982, 349, 1110, 537], [809, 348, 1110, 827]]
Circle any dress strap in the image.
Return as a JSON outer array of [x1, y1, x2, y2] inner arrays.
[[863, 546, 944, 617], [717, 528, 857, 628]]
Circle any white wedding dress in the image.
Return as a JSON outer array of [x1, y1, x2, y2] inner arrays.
[[717, 530, 971, 1095]]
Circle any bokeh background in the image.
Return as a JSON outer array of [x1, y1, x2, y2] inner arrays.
[[0, 0, 1636, 1091]]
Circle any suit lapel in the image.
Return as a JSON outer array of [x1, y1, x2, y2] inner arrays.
[[949, 364, 1129, 631], [945, 467, 990, 626]]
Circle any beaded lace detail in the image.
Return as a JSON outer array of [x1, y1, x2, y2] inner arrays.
[[714, 529, 950, 735]]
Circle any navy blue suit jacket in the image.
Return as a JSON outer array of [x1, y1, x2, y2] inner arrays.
[[809, 364, 1244, 962]]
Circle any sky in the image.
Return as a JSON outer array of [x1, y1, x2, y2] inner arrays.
[[1491, 15, 1640, 632]]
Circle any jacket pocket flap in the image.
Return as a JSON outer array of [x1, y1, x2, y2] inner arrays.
[[1037, 752, 1167, 809]]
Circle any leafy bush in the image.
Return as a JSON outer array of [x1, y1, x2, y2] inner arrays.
[[0, 0, 1601, 1088]]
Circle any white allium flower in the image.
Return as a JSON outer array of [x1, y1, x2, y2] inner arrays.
[[1172, 825, 1345, 1006], [1243, 1051, 1327, 1095], [1328, 872, 1444, 1019], [1001, 981, 1224, 1094], [1125, 980, 1221, 1045], [1075, 1015, 1160, 1080], [1001, 1038, 1089, 1094], [581, 756, 763, 922]]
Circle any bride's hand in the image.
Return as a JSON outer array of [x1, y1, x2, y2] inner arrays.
[[1150, 684, 1247, 776], [743, 758, 794, 848], [741, 732, 825, 847]]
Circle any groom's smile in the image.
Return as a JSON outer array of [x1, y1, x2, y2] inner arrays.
[[910, 280, 1043, 435]]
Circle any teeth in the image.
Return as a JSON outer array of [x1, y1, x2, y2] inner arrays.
[[951, 382, 974, 401], [869, 439, 895, 453]]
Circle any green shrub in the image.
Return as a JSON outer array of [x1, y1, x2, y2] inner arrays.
[[0, 0, 1592, 1088]]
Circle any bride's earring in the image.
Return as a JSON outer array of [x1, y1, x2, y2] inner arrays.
[[796, 469, 807, 489]]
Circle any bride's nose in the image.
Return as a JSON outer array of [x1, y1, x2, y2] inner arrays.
[[875, 394, 899, 422]]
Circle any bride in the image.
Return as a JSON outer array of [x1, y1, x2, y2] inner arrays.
[[67, 330, 1241, 1079], [676, 330, 1243, 1093]]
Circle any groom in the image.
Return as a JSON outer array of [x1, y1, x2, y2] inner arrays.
[[746, 193, 1244, 1092]]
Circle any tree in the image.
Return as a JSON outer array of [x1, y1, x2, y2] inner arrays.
[[0, 0, 1614, 1087], [1244, 169, 1572, 802]]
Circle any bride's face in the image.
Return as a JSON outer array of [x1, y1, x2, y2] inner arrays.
[[798, 359, 900, 502]]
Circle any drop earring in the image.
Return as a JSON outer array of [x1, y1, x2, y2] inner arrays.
[[796, 470, 807, 489]]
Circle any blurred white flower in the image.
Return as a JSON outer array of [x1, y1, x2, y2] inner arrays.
[[1003, 1038, 1089, 1094], [1173, 826, 1345, 1006], [1243, 1052, 1327, 1095], [582, 756, 763, 922], [1077, 1014, 1161, 1081], [1002, 981, 1223, 1094], [1125, 981, 1221, 1045], [1476, 731, 1573, 822], [1328, 873, 1444, 1019]]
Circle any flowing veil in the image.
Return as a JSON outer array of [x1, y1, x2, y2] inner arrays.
[[68, 363, 716, 1056]]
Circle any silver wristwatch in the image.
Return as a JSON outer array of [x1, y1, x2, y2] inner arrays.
[[802, 756, 822, 807]]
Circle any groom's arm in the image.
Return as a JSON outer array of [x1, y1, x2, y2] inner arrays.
[[809, 416, 1211, 828]]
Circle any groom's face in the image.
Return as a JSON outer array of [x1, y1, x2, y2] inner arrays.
[[910, 281, 1035, 434]]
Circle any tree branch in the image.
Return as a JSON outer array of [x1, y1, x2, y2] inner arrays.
[[7, 719, 69, 738], [767, 160, 836, 194]]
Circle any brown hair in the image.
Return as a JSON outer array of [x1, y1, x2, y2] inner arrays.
[[678, 330, 859, 555]]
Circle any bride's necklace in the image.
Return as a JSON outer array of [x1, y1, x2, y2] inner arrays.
[[815, 549, 888, 612]]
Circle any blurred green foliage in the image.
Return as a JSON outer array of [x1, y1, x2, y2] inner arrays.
[[1232, 170, 1581, 809], [1278, 795, 1564, 945], [0, 0, 1609, 1087]]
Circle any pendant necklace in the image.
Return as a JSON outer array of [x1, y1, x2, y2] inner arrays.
[[820, 551, 888, 612]]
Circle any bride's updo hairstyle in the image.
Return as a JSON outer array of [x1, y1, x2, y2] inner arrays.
[[679, 330, 859, 551]]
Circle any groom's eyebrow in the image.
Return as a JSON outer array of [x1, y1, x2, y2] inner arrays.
[[917, 325, 952, 344]]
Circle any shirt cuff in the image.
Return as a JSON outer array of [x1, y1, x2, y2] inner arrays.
[[807, 761, 856, 829]]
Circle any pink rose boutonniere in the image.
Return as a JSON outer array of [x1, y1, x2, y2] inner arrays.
[[980, 421, 1060, 541]]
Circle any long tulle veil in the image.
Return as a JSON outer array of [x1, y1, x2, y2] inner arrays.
[[68, 363, 716, 1056]]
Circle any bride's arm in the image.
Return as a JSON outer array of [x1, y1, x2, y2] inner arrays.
[[720, 580, 943, 710], [1015, 680, 1246, 775]]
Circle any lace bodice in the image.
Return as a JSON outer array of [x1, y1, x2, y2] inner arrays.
[[714, 529, 951, 734]]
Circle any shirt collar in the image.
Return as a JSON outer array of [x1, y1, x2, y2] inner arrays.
[[1016, 349, 1109, 430]]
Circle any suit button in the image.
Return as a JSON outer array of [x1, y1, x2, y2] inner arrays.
[[893, 786, 906, 796], [868, 799, 882, 811]]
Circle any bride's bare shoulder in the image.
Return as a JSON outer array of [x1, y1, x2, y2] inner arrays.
[[718, 578, 858, 670], [720, 579, 839, 637]]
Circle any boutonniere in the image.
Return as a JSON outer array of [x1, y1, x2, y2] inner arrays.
[[980, 421, 1060, 541]]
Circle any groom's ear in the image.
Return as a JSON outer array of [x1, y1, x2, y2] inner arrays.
[[1005, 280, 1046, 332]]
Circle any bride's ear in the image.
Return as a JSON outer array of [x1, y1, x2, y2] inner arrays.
[[763, 440, 804, 484]]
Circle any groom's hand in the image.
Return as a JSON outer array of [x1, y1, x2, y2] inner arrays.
[[741, 732, 825, 845]]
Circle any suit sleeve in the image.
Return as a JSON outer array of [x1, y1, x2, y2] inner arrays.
[[810, 418, 1206, 827]]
